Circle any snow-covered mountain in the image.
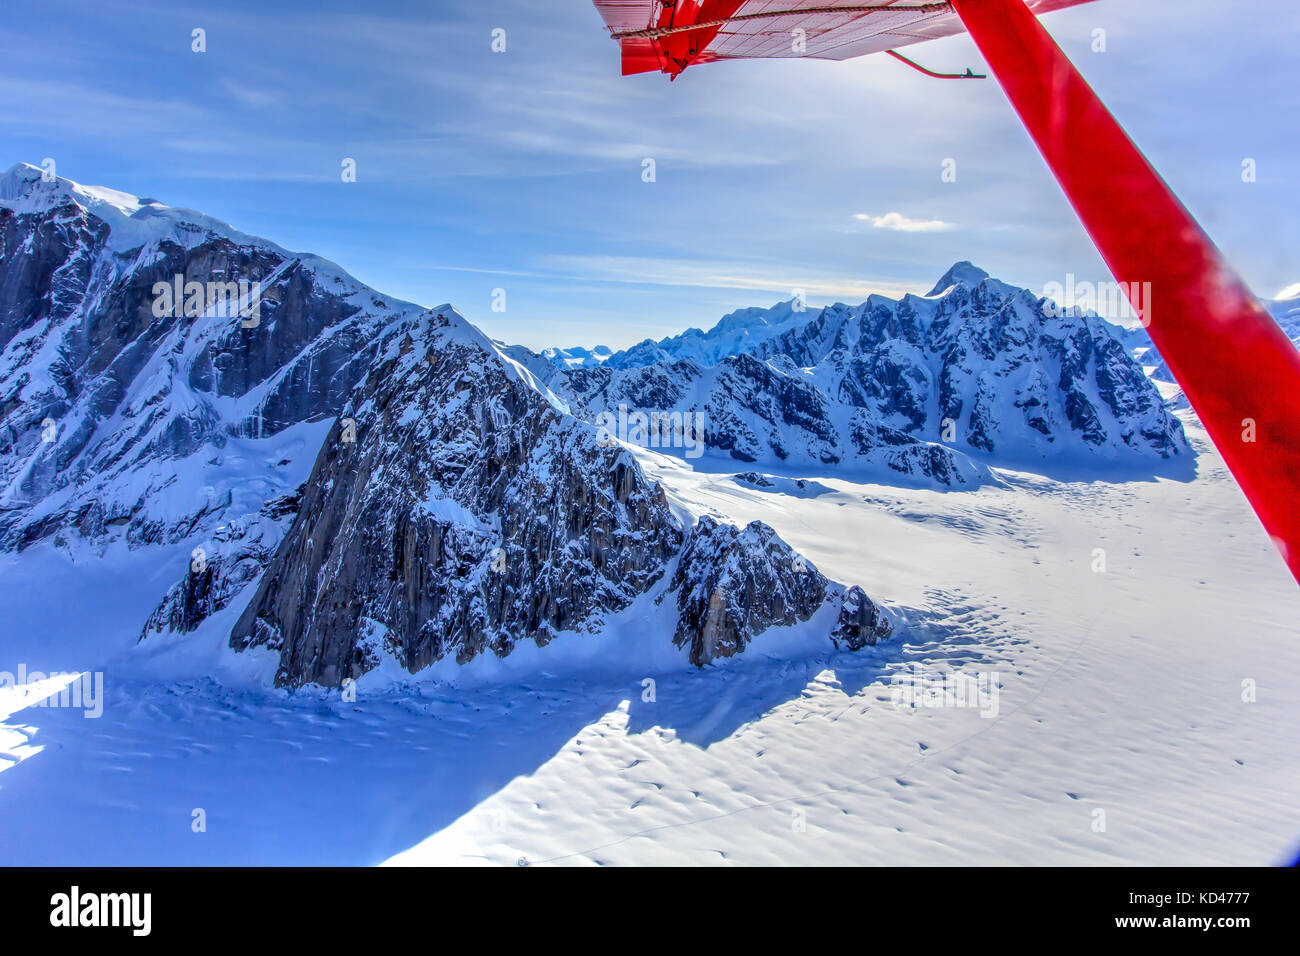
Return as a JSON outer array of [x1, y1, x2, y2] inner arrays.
[[546, 261, 1189, 484], [538, 344, 613, 369], [0, 162, 425, 556], [592, 298, 814, 371], [7, 167, 1300, 869], [0, 164, 888, 686], [229, 310, 886, 685], [558, 353, 985, 486]]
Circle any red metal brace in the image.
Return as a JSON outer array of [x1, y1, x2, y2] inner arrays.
[[886, 49, 986, 80], [952, 0, 1300, 584]]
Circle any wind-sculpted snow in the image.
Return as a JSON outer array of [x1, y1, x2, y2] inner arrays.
[[231, 311, 882, 686], [549, 261, 1190, 482]]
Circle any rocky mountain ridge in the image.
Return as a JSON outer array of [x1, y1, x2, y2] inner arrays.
[[0, 164, 890, 685], [545, 262, 1190, 485]]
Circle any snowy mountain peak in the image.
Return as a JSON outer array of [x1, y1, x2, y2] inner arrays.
[[539, 344, 615, 370], [554, 298, 818, 373], [709, 299, 803, 334], [0, 162, 45, 199], [390, 306, 573, 416], [0, 167, 427, 555], [0, 161, 297, 258], [927, 260, 992, 296]]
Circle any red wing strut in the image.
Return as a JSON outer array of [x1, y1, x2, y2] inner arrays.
[[591, 0, 1300, 586]]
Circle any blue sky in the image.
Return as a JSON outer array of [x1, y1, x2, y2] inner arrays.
[[3, 0, 1297, 351]]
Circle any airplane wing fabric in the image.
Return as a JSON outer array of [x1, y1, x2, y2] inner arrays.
[[592, 0, 1096, 77]]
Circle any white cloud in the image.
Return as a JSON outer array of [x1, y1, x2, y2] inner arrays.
[[855, 212, 953, 233], [220, 78, 280, 110], [533, 254, 920, 301]]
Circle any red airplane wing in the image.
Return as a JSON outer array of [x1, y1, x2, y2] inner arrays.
[[592, 0, 1097, 77]]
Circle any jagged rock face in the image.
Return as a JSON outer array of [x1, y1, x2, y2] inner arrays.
[[550, 263, 1190, 475], [0, 164, 423, 552], [747, 275, 1187, 464], [230, 312, 891, 687], [140, 533, 274, 639], [230, 313, 692, 687], [565, 354, 839, 464], [559, 352, 983, 486], [666, 516, 831, 665]]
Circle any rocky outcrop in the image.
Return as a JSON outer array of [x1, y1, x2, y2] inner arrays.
[[831, 585, 893, 651], [138, 489, 304, 641], [668, 516, 830, 665], [663, 517, 891, 666], [230, 312, 885, 686], [140, 537, 272, 640]]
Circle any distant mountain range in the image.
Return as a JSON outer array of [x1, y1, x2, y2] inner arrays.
[[536, 260, 1190, 485]]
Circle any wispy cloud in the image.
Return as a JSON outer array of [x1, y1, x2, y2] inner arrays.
[[855, 212, 954, 233], [220, 77, 280, 109], [534, 254, 920, 301]]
